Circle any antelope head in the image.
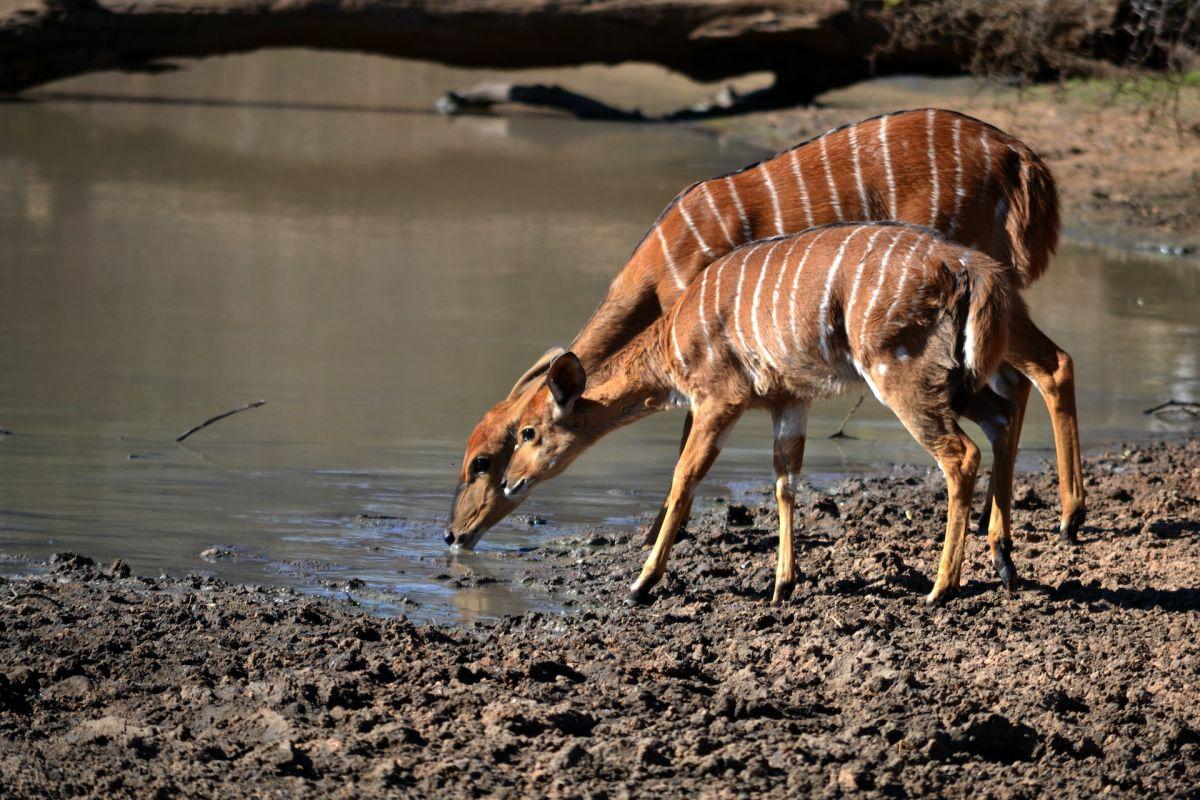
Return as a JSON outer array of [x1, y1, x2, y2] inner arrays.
[[445, 347, 565, 549], [503, 352, 592, 503]]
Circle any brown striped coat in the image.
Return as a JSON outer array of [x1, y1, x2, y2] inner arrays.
[[448, 109, 1083, 551]]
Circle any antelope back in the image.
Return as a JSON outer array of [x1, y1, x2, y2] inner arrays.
[[608, 108, 1056, 330], [661, 222, 1014, 401]]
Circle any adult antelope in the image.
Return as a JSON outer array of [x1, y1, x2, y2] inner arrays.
[[504, 223, 1020, 605], [447, 108, 1083, 550]]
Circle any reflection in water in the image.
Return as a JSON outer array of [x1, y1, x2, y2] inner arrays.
[[0, 53, 1197, 622]]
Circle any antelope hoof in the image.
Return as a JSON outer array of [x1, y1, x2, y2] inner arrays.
[[1059, 506, 1085, 544], [771, 580, 795, 607], [925, 586, 953, 606], [992, 547, 1018, 592], [625, 574, 661, 606]]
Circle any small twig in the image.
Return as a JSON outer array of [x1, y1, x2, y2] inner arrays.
[[829, 395, 865, 439], [6, 589, 62, 609], [1143, 399, 1200, 416], [175, 400, 266, 443]]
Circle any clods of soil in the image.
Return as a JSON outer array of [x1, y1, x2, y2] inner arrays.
[[1, 438, 1198, 798]]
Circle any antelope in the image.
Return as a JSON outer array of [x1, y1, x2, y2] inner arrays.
[[502, 223, 1021, 606], [447, 108, 1083, 556]]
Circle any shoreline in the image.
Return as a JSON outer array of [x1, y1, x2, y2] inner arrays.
[[3, 436, 1198, 796]]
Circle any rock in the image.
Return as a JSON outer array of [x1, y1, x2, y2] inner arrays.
[[67, 716, 157, 751], [951, 714, 1039, 763], [546, 707, 596, 737], [837, 762, 871, 792], [636, 739, 670, 767], [370, 758, 414, 787], [549, 742, 588, 770], [527, 659, 585, 683], [108, 559, 131, 579], [725, 504, 754, 526], [1013, 486, 1049, 511], [199, 545, 243, 562], [50, 552, 94, 571], [812, 497, 840, 518], [271, 741, 315, 777]]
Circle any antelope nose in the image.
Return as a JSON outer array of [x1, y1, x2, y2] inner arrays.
[[504, 477, 527, 498], [443, 528, 456, 545]]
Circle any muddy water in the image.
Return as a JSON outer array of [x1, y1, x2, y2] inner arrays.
[[1, 54, 1197, 622]]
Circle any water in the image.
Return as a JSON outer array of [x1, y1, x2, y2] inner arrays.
[[2, 53, 1197, 622]]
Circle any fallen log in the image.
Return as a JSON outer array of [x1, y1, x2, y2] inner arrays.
[[0, 0, 1145, 97]]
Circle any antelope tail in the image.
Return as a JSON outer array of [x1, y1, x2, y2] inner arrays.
[[1000, 142, 1060, 288], [959, 254, 1015, 391]]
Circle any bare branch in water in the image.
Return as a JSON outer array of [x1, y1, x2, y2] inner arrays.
[[829, 395, 865, 440], [175, 400, 266, 443], [1144, 399, 1200, 416], [436, 80, 819, 121]]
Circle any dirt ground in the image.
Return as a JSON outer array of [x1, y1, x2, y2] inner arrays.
[[705, 80, 1200, 257], [2, 437, 1199, 798]]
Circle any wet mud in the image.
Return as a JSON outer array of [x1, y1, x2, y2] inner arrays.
[[2, 438, 1199, 798]]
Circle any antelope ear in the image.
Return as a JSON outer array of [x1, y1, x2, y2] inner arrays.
[[546, 352, 586, 416], [507, 346, 567, 401]]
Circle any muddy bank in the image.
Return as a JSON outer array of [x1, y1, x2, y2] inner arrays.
[[705, 80, 1200, 258], [2, 437, 1199, 798]]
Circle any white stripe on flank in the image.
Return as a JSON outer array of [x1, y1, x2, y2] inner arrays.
[[843, 227, 887, 347], [657, 227, 686, 291], [712, 256, 731, 355], [789, 229, 832, 349], [750, 241, 783, 371], [789, 149, 816, 228], [678, 198, 717, 258], [698, 262, 715, 362], [760, 163, 786, 236], [701, 183, 736, 248], [770, 237, 803, 357], [670, 309, 687, 373], [947, 116, 965, 235], [849, 125, 870, 219], [878, 115, 897, 218], [884, 238, 935, 331], [817, 227, 867, 363], [731, 246, 757, 359], [724, 176, 752, 242], [926, 109, 940, 228], [858, 230, 906, 355], [819, 136, 845, 221], [978, 130, 993, 217]]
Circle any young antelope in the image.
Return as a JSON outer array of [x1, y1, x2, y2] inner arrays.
[[503, 222, 1023, 606]]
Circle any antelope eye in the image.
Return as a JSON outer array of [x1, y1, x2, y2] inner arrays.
[[520, 427, 536, 442], [470, 455, 491, 475]]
